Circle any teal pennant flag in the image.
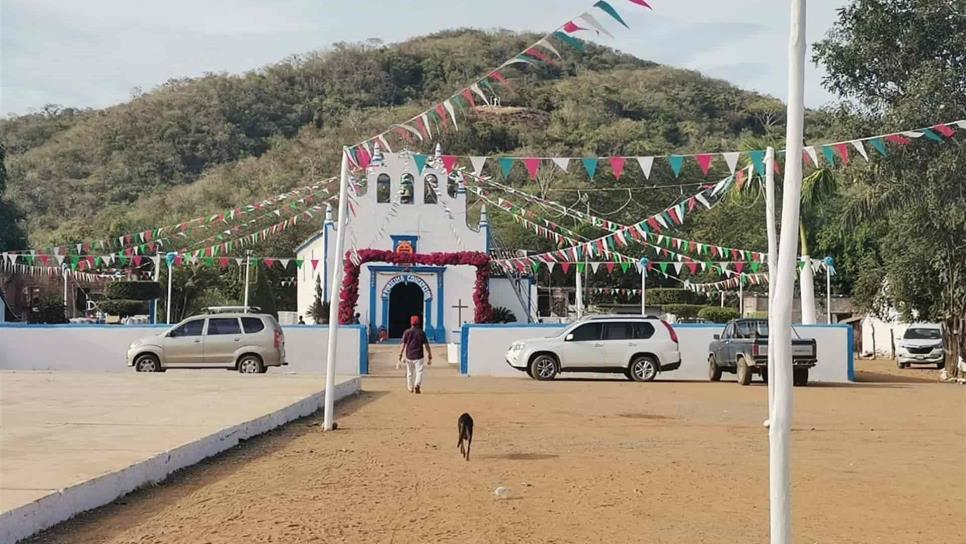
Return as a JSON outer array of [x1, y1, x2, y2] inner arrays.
[[667, 155, 684, 177], [413, 154, 428, 174], [582, 158, 598, 180]]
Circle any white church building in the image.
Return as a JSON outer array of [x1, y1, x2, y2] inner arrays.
[[296, 149, 534, 343]]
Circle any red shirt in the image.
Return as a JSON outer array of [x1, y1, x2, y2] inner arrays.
[[401, 327, 428, 360]]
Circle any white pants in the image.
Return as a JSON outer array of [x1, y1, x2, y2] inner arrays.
[[404, 358, 424, 390]]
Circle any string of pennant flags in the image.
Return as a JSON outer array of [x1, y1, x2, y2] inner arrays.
[[345, 0, 654, 167], [365, 120, 963, 183]]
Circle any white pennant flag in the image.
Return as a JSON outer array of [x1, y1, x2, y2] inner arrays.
[[803, 146, 819, 166], [536, 38, 561, 58], [469, 83, 490, 106], [722, 151, 740, 174], [419, 113, 432, 139], [279, 258, 291, 269], [470, 156, 487, 175], [636, 156, 654, 179], [576, 12, 615, 38], [551, 158, 571, 172], [673, 262, 683, 274], [955, 120, 966, 129], [443, 99, 459, 131], [851, 140, 869, 161], [901, 131, 923, 138], [695, 193, 712, 209], [590, 262, 600, 273]]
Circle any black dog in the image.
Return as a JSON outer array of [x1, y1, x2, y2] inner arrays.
[[457, 413, 473, 461]]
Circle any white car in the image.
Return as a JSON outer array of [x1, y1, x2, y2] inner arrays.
[[505, 315, 682, 381], [896, 323, 945, 369]]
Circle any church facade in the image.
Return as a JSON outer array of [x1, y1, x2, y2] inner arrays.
[[296, 150, 534, 343]]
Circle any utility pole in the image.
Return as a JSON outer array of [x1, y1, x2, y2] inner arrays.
[[639, 258, 648, 315], [322, 148, 351, 431], [165, 252, 175, 324], [243, 250, 253, 312]]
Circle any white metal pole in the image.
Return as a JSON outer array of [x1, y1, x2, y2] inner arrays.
[[322, 148, 351, 431], [574, 264, 584, 318], [640, 263, 647, 316], [151, 256, 160, 324], [243, 252, 252, 312], [765, 147, 778, 421], [770, 1, 806, 542], [739, 276, 744, 317], [63, 268, 68, 312], [825, 261, 832, 324], [165, 253, 174, 324]]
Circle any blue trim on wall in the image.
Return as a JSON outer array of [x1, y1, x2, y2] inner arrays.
[[369, 266, 445, 343], [847, 324, 855, 381], [436, 271, 445, 342], [460, 324, 469, 375], [0, 323, 171, 328], [359, 325, 369, 375]]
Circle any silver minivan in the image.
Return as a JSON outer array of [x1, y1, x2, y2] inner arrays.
[[127, 313, 286, 373]]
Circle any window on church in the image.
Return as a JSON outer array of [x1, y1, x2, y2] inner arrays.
[[376, 174, 391, 203], [400, 173, 415, 204], [446, 176, 458, 198], [423, 174, 438, 204]]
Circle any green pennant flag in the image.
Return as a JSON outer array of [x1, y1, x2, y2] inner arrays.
[[667, 155, 684, 177], [582, 158, 598, 180], [747, 150, 766, 175], [920, 128, 942, 142], [821, 145, 837, 166], [531, 261, 541, 274], [116, 255, 128, 266], [658, 262, 669, 274], [620, 261, 631, 273], [552, 31, 584, 51], [70, 256, 79, 270], [202, 257, 215, 267], [594, 0, 630, 28], [139, 244, 148, 254], [750, 262, 761, 273], [576, 262, 586, 273], [295, 259, 304, 269], [500, 157, 515, 178], [413, 154, 429, 174], [606, 236, 616, 250], [94, 256, 102, 267], [868, 137, 888, 156]]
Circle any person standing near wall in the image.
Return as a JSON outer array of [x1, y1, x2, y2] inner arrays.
[[398, 315, 432, 394]]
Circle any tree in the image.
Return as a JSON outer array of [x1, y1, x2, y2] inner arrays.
[[28, 297, 67, 324], [308, 275, 329, 324], [0, 144, 27, 250], [813, 0, 966, 376], [248, 265, 278, 318]]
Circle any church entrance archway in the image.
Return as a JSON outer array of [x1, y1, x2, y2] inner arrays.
[[388, 282, 424, 338]]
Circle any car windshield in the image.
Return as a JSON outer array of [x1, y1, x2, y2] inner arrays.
[[904, 328, 941, 340]]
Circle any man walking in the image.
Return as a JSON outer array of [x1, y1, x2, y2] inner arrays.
[[398, 315, 432, 394]]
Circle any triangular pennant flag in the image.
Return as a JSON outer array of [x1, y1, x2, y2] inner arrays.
[[576, 263, 586, 273], [932, 124, 955, 137], [667, 155, 684, 177], [576, 12, 615, 38], [263, 258, 275, 268], [470, 156, 487, 175], [609, 156, 626, 179], [523, 158, 542, 180], [582, 157, 598, 180], [443, 99, 459, 131], [821, 145, 837, 166], [636, 156, 654, 179], [413, 153, 429, 173], [500, 157, 515, 178], [441, 155, 459, 173], [658, 262, 669, 274], [531, 261, 541, 274], [563, 20, 587, 33], [919, 128, 942, 142], [590, 262, 600, 273], [536, 38, 561, 59], [747, 150, 766, 175], [561, 262, 571, 274], [868, 137, 887, 156], [279, 258, 291, 269], [803, 146, 819, 166], [551, 157, 571, 172], [694, 154, 714, 175], [552, 31, 584, 51], [722, 151, 740, 174], [833, 143, 850, 166], [593, 0, 630, 28], [886, 134, 911, 145], [673, 262, 683, 274], [620, 261, 631, 273], [851, 140, 869, 161]]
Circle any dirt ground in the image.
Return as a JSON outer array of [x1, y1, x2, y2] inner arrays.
[[26, 358, 965, 544]]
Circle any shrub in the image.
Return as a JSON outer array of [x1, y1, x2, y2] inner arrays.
[[649, 288, 702, 305], [27, 297, 67, 324], [99, 299, 149, 317], [698, 306, 741, 323], [491, 306, 517, 323], [105, 281, 162, 301], [661, 304, 704, 318]]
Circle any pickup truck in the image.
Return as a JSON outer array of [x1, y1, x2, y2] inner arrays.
[[707, 319, 817, 386]]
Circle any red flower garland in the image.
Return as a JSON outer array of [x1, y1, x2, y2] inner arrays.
[[337, 249, 494, 325]]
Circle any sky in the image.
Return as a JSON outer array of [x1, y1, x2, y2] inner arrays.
[[0, 0, 850, 117]]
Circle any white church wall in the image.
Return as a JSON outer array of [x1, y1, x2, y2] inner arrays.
[[488, 276, 535, 323]]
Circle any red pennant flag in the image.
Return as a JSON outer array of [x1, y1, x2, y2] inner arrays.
[[394, 126, 414, 143], [628, 0, 652, 7], [435, 104, 449, 127], [560, 262, 571, 274], [441, 155, 459, 173], [735, 168, 747, 189], [356, 145, 372, 169], [563, 21, 586, 33], [647, 217, 662, 232], [695, 154, 713, 175], [932, 124, 955, 137], [524, 47, 552, 63], [606, 262, 616, 274], [523, 158, 541, 180], [216, 257, 228, 268], [689, 240, 697, 252], [263, 258, 275, 268], [609, 156, 626, 179], [667, 207, 680, 224], [132, 256, 143, 266], [735, 262, 746, 273], [460, 88, 477, 108], [488, 70, 510, 88], [773, 157, 782, 174], [802, 149, 815, 166], [731, 248, 739, 260], [686, 262, 698, 274], [885, 134, 911, 145], [834, 143, 850, 166], [311, 259, 320, 270]]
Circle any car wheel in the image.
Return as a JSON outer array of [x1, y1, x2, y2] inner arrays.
[[937, 362, 945, 370], [529, 354, 558, 381], [134, 354, 161, 373], [793, 368, 809, 387], [708, 355, 722, 382], [237, 354, 264, 374], [629, 356, 659, 382], [736, 357, 752, 386], [896, 360, 905, 369]]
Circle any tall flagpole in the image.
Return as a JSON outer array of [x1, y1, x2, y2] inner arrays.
[[323, 148, 350, 431], [771, 1, 807, 542]]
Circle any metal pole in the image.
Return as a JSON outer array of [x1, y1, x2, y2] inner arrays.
[[825, 261, 832, 324], [574, 264, 584, 318], [243, 251, 252, 312], [322, 148, 351, 431], [739, 276, 744, 317], [639, 260, 647, 316], [765, 147, 778, 423], [165, 253, 174, 324], [63, 268, 68, 314], [770, 1, 806, 542], [151, 255, 160, 324]]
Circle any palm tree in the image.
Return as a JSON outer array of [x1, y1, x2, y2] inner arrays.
[[797, 168, 839, 323]]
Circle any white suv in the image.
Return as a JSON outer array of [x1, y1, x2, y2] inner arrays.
[[505, 316, 682, 381]]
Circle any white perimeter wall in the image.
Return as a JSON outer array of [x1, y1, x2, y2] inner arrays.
[[0, 324, 366, 375], [462, 323, 853, 382], [489, 277, 537, 323]]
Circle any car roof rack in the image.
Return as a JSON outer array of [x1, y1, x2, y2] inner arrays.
[[582, 314, 659, 321], [202, 305, 261, 314]]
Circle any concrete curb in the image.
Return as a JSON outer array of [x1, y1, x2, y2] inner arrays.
[[0, 377, 361, 544]]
